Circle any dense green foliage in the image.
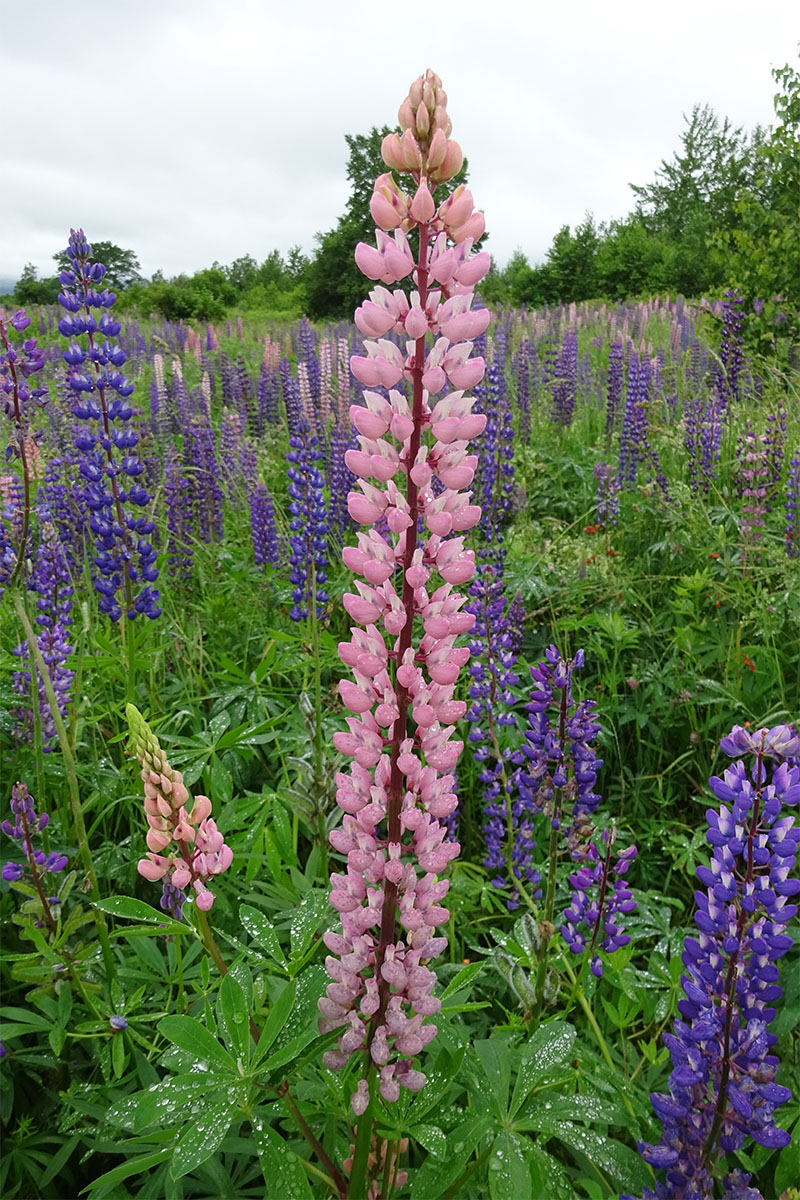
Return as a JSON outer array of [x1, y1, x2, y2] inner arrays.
[[1, 300, 798, 1198]]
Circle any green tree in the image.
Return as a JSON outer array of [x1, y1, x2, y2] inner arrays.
[[14, 264, 59, 306], [226, 254, 260, 293], [596, 217, 668, 298], [53, 240, 142, 292], [543, 214, 599, 303], [711, 56, 800, 357], [630, 103, 759, 295]]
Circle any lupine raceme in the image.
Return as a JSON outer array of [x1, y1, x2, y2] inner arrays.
[[626, 724, 798, 1200], [127, 705, 232, 912], [319, 72, 490, 1161]]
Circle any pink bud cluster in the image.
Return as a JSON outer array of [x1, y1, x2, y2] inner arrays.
[[127, 705, 232, 911], [320, 70, 489, 1112]]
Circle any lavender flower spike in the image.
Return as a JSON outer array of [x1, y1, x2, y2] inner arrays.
[[626, 724, 798, 1200]]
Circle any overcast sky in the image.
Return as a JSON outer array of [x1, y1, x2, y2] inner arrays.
[[1, 0, 796, 285]]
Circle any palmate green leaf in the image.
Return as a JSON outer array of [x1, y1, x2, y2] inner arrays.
[[170, 1096, 241, 1179], [289, 890, 327, 960], [440, 960, 484, 999], [108, 1074, 216, 1132], [83, 1149, 170, 1193], [251, 1117, 313, 1199], [774, 1121, 800, 1195], [410, 1114, 493, 1199], [488, 1130, 531, 1200], [157, 1015, 237, 1073], [509, 1020, 576, 1116], [533, 1119, 653, 1191], [406, 1123, 447, 1158]]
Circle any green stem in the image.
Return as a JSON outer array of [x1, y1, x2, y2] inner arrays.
[[558, 951, 635, 1119], [530, 790, 562, 1027], [12, 593, 116, 994], [195, 905, 228, 976], [277, 1086, 348, 1199]]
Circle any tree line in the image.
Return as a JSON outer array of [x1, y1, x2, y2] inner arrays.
[[8, 58, 798, 353]]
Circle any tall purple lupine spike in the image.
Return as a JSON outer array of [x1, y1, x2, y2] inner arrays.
[[57, 230, 160, 621], [625, 724, 798, 1200], [466, 552, 539, 908], [249, 484, 279, 568], [320, 70, 490, 1119]]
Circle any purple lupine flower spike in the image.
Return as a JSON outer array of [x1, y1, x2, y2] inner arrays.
[[466, 551, 539, 908], [249, 484, 279, 568], [2, 782, 68, 882], [626, 724, 798, 1200], [58, 230, 160, 621], [561, 825, 637, 977], [287, 421, 329, 621]]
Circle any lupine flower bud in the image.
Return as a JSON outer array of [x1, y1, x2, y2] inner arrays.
[[127, 706, 232, 912]]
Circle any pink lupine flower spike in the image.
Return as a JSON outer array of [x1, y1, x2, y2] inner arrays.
[[321, 70, 490, 1158]]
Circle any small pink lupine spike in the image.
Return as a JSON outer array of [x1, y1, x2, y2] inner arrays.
[[127, 706, 232, 912]]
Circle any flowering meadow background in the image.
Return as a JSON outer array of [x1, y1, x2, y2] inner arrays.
[[1, 65, 799, 1200]]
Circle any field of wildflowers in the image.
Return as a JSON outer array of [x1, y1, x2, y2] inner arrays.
[[1, 71, 799, 1200]]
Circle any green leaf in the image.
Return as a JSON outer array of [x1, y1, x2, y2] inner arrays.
[[84, 1150, 169, 1193], [261, 1027, 319, 1075], [440, 961, 484, 999], [251, 1117, 313, 1199], [49, 1025, 67, 1056], [410, 1114, 493, 1199], [253, 979, 297, 1065], [209, 755, 233, 807], [524, 1142, 573, 1200], [774, 1125, 800, 1195], [289, 889, 326, 960], [120, 1075, 224, 1133], [170, 1096, 240, 1179], [510, 1021, 576, 1116], [489, 1131, 531, 1200], [406, 1124, 446, 1158], [532, 1120, 652, 1191], [0, 1006, 53, 1029], [474, 1037, 513, 1118], [157, 1016, 237, 1073], [240, 903, 287, 966], [112, 1032, 127, 1079], [93, 896, 184, 930], [217, 973, 250, 1061]]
